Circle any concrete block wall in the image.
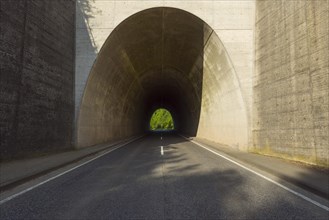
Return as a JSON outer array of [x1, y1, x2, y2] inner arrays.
[[253, 0, 329, 165], [0, 0, 75, 160]]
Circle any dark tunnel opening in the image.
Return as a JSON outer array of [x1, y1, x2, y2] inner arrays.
[[141, 67, 203, 135]]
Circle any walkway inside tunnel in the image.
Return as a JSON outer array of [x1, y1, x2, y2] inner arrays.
[[77, 7, 248, 149]]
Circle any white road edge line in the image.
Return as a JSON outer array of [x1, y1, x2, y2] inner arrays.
[[161, 146, 164, 155], [0, 136, 143, 205], [180, 135, 329, 212]]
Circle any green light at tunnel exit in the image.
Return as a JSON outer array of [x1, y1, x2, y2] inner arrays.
[[149, 108, 174, 131]]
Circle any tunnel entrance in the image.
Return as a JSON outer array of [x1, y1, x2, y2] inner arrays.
[[149, 108, 175, 131], [77, 7, 248, 149]]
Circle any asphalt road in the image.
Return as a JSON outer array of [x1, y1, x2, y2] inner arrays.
[[1, 134, 328, 219]]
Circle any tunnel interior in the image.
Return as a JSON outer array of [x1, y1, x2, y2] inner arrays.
[[77, 7, 248, 148]]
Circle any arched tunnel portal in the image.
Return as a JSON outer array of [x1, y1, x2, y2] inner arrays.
[[77, 7, 248, 149]]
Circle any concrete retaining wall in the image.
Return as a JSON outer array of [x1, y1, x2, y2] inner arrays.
[[0, 0, 75, 160], [253, 0, 329, 165]]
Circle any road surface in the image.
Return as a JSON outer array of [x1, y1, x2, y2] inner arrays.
[[1, 134, 328, 219]]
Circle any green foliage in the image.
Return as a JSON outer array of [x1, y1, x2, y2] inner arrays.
[[150, 108, 174, 130]]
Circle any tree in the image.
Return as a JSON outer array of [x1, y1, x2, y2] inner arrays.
[[150, 108, 174, 130]]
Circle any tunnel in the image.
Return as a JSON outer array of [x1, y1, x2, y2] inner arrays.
[[77, 7, 248, 149]]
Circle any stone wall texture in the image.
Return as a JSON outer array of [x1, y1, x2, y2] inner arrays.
[[0, 0, 75, 160], [253, 0, 329, 165]]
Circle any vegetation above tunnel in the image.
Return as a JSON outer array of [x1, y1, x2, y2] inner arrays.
[[150, 108, 174, 130]]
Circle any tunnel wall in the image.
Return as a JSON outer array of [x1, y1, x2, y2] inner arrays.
[[197, 32, 248, 149], [77, 26, 145, 147], [77, 8, 206, 147], [253, 1, 329, 165], [77, 7, 250, 149], [75, 0, 255, 146], [0, 0, 75, 160]]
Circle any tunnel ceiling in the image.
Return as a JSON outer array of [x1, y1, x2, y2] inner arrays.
[[78, 7, 248, 148]]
